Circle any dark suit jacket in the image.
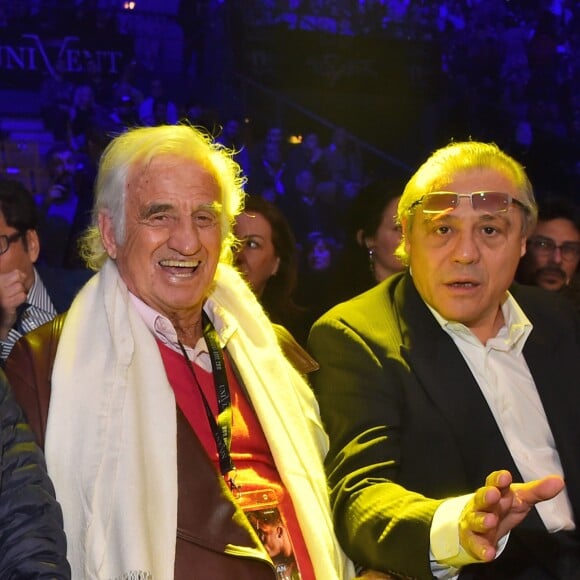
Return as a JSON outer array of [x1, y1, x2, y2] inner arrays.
[[308, 271, 580, 579], [36, 264, 93, 313]]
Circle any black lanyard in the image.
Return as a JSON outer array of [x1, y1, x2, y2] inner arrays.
[[177, 312, 238, 491]]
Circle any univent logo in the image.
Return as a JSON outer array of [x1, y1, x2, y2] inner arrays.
[[0, 34, 123, 77]]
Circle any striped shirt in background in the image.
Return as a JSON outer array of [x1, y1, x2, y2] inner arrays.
[[0, 268, 57, 364]]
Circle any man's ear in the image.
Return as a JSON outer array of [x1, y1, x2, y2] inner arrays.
[[98, 210, 118, 259], [520, 235, 527, 258], [26, 229, 40, 263]]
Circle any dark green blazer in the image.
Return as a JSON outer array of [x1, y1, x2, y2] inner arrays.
[[309, 271, 580, 579]]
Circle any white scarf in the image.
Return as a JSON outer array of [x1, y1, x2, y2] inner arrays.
[[45, 260, 353, 579]]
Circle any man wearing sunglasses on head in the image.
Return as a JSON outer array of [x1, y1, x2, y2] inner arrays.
[[309, 141, 580, 579]]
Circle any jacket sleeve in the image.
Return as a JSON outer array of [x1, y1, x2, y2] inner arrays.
[[3, 314, 65, 451], [308, 315, 442, 580], [0, 368, 70, 578]]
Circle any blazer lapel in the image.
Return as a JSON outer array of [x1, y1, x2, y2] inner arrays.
[[395, 275, 522, 486]]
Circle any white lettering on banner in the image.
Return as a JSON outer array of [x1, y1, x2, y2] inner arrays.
[[0, 34, 124, 77]]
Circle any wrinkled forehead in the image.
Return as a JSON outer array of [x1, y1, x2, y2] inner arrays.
[[129, 154, 220, 184], [124, 155, 222, 207]]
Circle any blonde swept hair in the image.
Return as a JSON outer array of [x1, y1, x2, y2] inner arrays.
[[395, 141, 538, 266], [79, 124, 246, 271]]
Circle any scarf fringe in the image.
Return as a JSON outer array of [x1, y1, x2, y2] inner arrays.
[[111, 571, 153, 580]]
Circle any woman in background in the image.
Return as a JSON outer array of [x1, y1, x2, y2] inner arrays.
[[234, 195, 311, 352], [332, 175, 407, 303]]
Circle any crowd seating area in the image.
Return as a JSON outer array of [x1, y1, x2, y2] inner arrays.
[[0, 0, 577, 325]]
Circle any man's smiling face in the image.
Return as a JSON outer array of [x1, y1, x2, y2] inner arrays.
[[100, 154, 222, 325]]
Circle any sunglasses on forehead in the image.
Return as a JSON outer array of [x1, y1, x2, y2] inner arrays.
[[410, 191, 528, 214]]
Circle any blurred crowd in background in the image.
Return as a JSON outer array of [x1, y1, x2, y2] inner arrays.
[[0, 0, 577, 345]]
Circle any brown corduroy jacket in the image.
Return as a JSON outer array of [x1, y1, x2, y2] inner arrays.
[[5, 313, 276, 580]]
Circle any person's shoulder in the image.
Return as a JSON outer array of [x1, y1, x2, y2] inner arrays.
[[322, 273, 403, 317], [311, 273, 406, 343], [511, 282, 580, 326], [36, 266, 94, 312], [271, 323, 319, 375], [12, 311, 67, 357], [37, 264, 93, 283], [511, 282, 573, 309]]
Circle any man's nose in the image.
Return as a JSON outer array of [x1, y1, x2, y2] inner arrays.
[[453, 230, 480, 264], [168, 219, 202, 254], [550, 246, 564, 264]]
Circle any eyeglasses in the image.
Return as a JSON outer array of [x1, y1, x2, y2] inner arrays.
[[410, 191, 528, 215], [0, 231, 24, 255], [527, 236, 580, 261]]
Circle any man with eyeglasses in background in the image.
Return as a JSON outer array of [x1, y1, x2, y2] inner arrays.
[[516, 197, 580, 311], [0, 178, 90, 364], [309, 141, 580, 579]]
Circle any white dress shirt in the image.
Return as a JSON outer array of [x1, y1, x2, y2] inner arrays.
[[428, 292, 574, 577]]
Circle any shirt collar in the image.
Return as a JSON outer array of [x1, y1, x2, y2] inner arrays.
[[27, 267, 57, 314], [128, 291, 239, 358], [428, 291, 533, 354]]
